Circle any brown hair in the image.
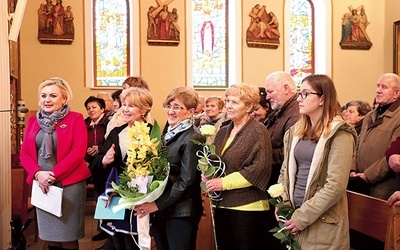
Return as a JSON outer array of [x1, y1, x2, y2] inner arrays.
[[294, 74, 340, 141], [122, 76, 149, 90], [163, 86, 198, 110]]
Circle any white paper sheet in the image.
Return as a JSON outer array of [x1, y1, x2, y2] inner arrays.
[[31, 180, 63, 217]]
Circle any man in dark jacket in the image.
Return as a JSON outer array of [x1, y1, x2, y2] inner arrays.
[[264, 71, 300, 187]]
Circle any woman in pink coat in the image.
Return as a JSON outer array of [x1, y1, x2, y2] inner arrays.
[[20, 77, 90, 250]]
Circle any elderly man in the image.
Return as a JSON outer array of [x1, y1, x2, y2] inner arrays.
[[97, 92, 113, 113], [353, 73, 400, 199], [264, 71, 300, 187]]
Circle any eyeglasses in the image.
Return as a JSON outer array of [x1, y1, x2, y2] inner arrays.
[[297, 90, 321, 100], [164, 104, 186, 112]]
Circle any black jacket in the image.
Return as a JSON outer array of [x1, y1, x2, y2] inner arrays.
[[154, 126, 204, 218]]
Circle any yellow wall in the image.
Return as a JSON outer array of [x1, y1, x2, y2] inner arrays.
[[19, 0, 400, 127]]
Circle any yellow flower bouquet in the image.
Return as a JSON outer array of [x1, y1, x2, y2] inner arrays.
[[111, 120, 169, 212]]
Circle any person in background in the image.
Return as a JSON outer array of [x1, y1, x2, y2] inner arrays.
[[264, 71, 301, 188], [106, 76, 152, 138], [93, 87, 153, 250], [122, 76, 150, 90], [343, 100, 371, 134], [134, 86, 204, 250], [352, 73, 400, 199], [193, 94, 205, 127], [202, 83, 274, 250], [83, 96, 110, 242], [111, 89, 122, 114], [20, 77, 90, 250], [200, 96, 225, 126], [264, 71, 300, 248], [251, 87, 271, 124], [97, 92, 114, 116], [278, 74, 357, 249], [386, 139, 400, 207]]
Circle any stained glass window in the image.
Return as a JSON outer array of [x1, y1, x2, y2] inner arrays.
[[192, 0, 228, 89], [289, 0, 314, 86], [94, 0, 130, 87]]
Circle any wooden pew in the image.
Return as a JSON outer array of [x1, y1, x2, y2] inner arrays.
[[347, 190, 400, 250]]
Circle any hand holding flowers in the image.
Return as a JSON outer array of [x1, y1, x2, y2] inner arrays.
[[267, 183, 301, 250], [191, 124, 226, 201]]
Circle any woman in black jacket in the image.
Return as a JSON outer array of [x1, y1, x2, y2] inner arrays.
[[135, 86, 203, 250]]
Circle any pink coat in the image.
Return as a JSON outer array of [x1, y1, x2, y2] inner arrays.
[[20, 111, 91, 186]]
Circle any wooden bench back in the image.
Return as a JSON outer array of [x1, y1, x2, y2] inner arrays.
[[347, 190, 400, 250]]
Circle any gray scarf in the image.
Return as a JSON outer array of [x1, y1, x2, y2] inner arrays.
[[37, 106, 70, 158]]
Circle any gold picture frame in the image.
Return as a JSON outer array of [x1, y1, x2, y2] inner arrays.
[[393, 20, 400, 74]]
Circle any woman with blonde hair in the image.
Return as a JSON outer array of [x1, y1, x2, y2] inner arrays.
[[20, 77, 90, 249], [202, 83, 274, 249], [278, 75, 357, 249]]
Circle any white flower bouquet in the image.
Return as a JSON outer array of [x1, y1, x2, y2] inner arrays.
[[191, 124, 226, 201], [267, 183, 301, 250]]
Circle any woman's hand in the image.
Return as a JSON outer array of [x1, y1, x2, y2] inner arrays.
[[134, 202, 159, 218], [205, 178, 223, 193], [102, 144, 116, 166], [105, 192, 117, 207], [87, 145, 99, 156], [36, 170, 55, 194], [284, 219, 300, 234]]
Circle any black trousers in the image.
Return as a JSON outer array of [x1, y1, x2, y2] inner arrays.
[[214, 207, 282, 250]]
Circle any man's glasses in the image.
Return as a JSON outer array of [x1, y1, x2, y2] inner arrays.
[[297, 90, 321, 100], [164, 104, 186, 112]]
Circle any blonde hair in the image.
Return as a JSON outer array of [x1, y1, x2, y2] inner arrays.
[[38, 77, 73, 105], [120, 87, 153, 119], [225, 83, 260, 113], [206, 96, 225, 110]]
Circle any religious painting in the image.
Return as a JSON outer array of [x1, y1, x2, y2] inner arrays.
[[394, 21, 400, 74], [246, 4, 280, 49], [147, 0, 180, 46], [339, 5, 372, 50], [37, 0, 74, 44]]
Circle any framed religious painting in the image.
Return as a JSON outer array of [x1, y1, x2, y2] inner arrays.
[[393, 20, 400, 74], [37, 0, 75, 44]]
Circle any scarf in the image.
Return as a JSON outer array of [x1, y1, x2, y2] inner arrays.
[[37, 105, 70, 158], [164, 119, 192, 142]]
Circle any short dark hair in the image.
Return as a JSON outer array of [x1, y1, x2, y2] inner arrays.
[[84, 96, 106, 110]]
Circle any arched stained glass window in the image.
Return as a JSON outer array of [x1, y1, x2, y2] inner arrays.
[[289, 0, 314, 86], [192, 0, 228, 89], [94, 0, 130, 87]]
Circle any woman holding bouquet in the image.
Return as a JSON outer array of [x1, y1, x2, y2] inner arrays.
[[134, 86, 204, 250], [202, 83, 275, 250], [278, 75, 357, 249], [92, 87, 153, 250]]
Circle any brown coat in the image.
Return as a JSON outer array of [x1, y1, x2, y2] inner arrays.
[[357, 99, 400, 199]]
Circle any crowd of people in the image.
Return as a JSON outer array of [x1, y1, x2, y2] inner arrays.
[[19, 72, 400, 250]]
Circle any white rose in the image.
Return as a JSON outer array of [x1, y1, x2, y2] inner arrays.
[[200, 124, 217, 136], [267, 183, 284, 198]]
